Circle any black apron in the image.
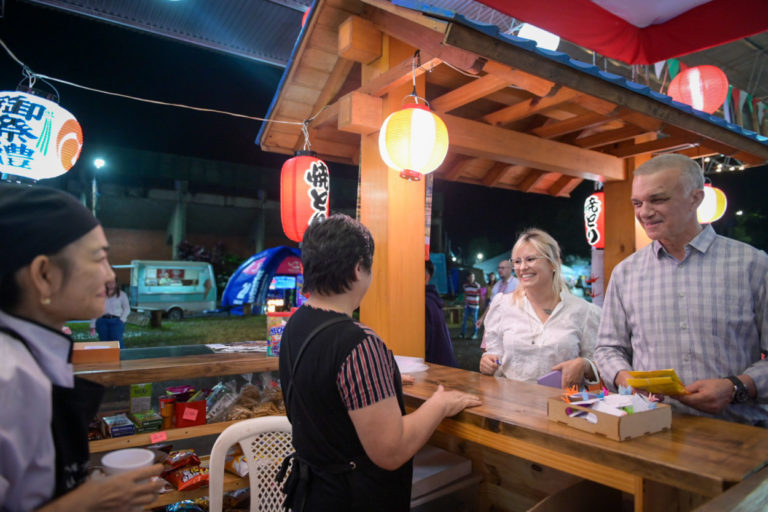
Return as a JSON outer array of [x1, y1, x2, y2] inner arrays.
[[0, 326, 105, 499], [277, 315, 412, 512]]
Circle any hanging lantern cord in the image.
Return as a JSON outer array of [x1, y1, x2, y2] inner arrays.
[[17, 65, 61, 104], [301, 121, 312, 151], [403, 50, 429, 108]]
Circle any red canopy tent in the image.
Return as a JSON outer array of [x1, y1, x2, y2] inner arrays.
[[476, 0, 768, 65]]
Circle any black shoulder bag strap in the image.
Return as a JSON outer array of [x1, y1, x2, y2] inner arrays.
[[283, 315, 350, 407]]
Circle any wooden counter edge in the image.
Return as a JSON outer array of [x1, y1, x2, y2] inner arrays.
[[74, 352, 280, 386]]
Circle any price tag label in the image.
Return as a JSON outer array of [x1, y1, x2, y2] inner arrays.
[[150, 431, 168, 443], [183, 408, 199, 421]]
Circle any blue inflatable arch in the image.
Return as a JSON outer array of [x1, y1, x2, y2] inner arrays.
[[221, 246, 301, 315]]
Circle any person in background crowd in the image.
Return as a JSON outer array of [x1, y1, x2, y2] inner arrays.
[[0, 183, 162, 512], [477, 258, 519, 346], [479, 229, 601, 388], [277, 215, 480, 511], [425, 260, 458, 367], [481, 272, 496, 313], [459, 272, 482, 339], [594, 154, 768, 425], [90, 273, 130, 347]]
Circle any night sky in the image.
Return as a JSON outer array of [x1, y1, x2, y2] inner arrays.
[[2, 0, 767, 261]]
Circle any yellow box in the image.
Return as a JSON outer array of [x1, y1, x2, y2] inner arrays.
[[547, 398, 671, 441], [72, 341, 120, 364]]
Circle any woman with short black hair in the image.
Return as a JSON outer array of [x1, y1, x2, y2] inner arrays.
[[278, 214, 480, 511]]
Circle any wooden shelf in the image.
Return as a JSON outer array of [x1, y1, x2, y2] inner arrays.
[[146, 455, 248, 509], [90, 420, 243, 453], [74, 352, 279, 386]]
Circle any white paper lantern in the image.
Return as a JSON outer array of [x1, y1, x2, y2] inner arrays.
[[0, 91, 83, 180]]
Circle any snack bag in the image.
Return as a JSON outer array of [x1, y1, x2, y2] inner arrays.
[[224, 446, 249, 478], [162, 449, 200, 474], [164, 465, 209, 491]]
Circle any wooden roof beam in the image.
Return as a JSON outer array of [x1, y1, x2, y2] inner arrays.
[[482, 86, 581, 126], [443, 113, 624, 181], [532, 112, 617, 139], [441, 155, 475, 181], [547, 175, 578, 196], [443, 22, 768, 162], [482, 60, 555, 98], [573, 125, 647, 148], [605, 136, 695, 158], [365, 5, 484, 74], [481, 162, 517, 187], [431, 74, 510, 113], [518, 169, 547, 192], [357, 52, 443, 98]]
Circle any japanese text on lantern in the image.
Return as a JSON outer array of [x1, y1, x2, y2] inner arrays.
[[584, 193, 604, 248], [0, 94, 46, 172], [304, 160, 329, 223]]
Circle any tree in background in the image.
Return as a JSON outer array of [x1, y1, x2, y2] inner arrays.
[[176, 240, 242, 298]]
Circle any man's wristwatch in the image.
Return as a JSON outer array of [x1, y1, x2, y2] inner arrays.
[[726, 376, 750, 404]]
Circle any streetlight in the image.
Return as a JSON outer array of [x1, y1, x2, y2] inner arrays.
[[476, 253, 484, 261], [92, 158, 106, 215]]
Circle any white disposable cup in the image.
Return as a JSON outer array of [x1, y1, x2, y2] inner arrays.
[[101, 448, 155, 475]]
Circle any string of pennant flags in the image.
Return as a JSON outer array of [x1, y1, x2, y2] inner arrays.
[[654, 58, 767, 137]]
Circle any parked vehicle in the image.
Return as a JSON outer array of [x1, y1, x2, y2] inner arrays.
[[123, 260, 217, 320]]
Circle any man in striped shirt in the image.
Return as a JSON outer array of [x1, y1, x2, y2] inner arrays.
[[595, 154, 768, 425], [460, 272, 482, 339]]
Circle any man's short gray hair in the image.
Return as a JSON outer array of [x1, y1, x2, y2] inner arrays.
[[633, 154, 705, 192]]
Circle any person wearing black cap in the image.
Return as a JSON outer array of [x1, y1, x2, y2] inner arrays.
[[0, 183, 163, 511]]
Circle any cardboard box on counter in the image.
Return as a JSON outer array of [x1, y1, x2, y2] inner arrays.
[[72, 341, 120, 364], [547, 397, 671, 441]]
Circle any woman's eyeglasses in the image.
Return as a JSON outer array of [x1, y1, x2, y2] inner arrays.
[[512, 256, 547, 267]]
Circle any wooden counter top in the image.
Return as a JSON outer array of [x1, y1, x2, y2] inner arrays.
[[402, 365, 768, 501], [74, 352, 280, 386]]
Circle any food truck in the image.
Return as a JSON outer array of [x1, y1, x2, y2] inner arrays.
[[126, 260, 217, 320]]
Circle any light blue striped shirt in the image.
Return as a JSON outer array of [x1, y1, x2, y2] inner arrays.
[[595, 225, 768, 425]]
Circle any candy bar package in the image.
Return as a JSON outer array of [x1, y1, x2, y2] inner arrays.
[[101, 413, 136, 438], [130, 410, 163, 433]]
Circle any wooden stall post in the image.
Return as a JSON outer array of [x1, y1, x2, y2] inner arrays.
[[603, 135, 655, 285], [358, 34, 426, 357]]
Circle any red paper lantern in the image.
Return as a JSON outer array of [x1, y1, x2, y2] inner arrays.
[[281, 151, 330, 242], [584, 192, 605, 249], [667, 65, 729, 114]]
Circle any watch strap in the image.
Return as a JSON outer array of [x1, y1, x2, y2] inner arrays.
[[726, 375, 748, 403]]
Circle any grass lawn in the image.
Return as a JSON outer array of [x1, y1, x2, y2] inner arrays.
[[67, 315, 268, 348]]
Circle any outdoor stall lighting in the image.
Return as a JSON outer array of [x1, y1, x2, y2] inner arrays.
[[280, 150, 330, 242], [697, 184, 727, 224], [0, 90, 83, 180], [378, 100, 448, 181], [584, 191, 606, 249], [517, 23, 560, 51], [667, 65, 729, 114]]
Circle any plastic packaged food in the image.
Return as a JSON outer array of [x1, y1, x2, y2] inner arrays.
[[162, 449, 200, 473], [164, 465, 209, 491]]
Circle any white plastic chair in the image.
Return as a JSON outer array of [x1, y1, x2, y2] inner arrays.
[[209, 415, 293, 512]]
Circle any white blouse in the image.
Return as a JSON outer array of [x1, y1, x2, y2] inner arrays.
[[483, 290, 601, 382]]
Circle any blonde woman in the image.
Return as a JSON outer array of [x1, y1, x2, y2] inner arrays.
[[479, 229, 601, 388]]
